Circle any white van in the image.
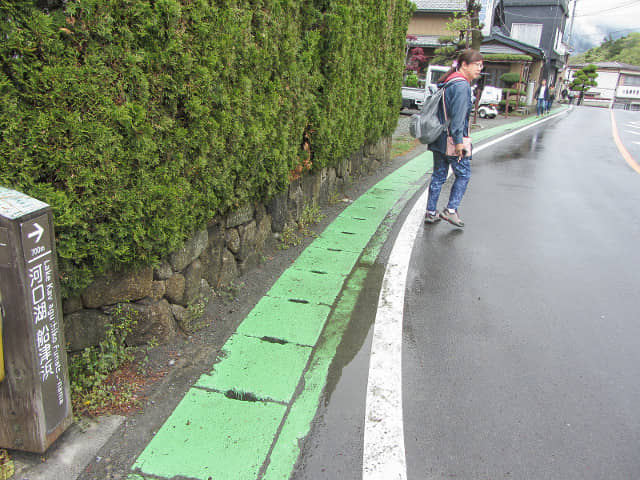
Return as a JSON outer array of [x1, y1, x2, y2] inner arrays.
[[401, 64, 449, 109]]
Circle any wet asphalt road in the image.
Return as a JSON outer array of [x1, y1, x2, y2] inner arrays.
[[404, 106, 640, 479], [295, 107, 640, 479]]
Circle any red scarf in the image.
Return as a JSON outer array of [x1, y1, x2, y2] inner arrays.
[[444, 71, 469, 83]]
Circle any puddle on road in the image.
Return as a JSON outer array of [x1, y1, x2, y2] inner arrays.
[[321, 263, 385, 404]]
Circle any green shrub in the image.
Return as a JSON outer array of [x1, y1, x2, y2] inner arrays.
[[405, 72, 419, 87], [483, 53, 533, 62], [0, 0, 412, 297], [499, 99, 526, 107], [68, 304, 137, 413], [500, 72, 522, 87]]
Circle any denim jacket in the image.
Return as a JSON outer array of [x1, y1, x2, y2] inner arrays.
[[428, 78, 472, 155]]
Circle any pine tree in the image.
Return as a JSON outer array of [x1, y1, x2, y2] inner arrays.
[[569, 64, 598, 105]]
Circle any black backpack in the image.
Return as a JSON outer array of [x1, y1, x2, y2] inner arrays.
[[409, 79, 463, 145]]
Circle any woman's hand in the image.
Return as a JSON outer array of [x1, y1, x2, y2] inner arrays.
[[455, 143, 465, 159]]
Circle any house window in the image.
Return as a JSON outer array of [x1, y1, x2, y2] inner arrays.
[[484, 65, 510, 87], [554, 29, 566, 55], [511, 23, 543, 47], [623, 75, 640, 87]]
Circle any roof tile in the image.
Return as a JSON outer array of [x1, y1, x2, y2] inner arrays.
[[412, 0, 466, 12]]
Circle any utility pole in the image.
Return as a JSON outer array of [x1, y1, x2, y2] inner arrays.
[[567, 0, 577, 47]]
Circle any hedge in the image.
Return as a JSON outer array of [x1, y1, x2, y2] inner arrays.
[[0, 0, 413, 296], [483, 53, 533, 62]]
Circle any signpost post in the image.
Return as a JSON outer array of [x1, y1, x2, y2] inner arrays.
[[0, 187, 73, 453]]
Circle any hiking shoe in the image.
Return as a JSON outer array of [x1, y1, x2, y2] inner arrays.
[[424, 211, 441, 224], [440, 209, 464, 227]]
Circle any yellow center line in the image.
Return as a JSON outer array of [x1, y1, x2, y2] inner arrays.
[[610, 109, 640, 174]]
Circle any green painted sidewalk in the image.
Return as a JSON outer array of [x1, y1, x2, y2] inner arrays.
[[128, 108, 566, 480]]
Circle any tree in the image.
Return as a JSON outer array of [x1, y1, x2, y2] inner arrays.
[[569, 64, 598, 105], [570, 32, 640, 66], [432, 1, 483, 65], [406, 46, 429, 74]]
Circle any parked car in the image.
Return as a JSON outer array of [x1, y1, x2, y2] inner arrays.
[[477, 103, 498, 118], [401, 64, 449, 110]]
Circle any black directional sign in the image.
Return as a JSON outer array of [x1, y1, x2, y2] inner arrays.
[[0, 188, 72, 452]]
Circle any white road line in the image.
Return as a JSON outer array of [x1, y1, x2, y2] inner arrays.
[[363, 182, 428, 480], [473, 109, 567, 155], [624, 130, 640, 135], [362, 108, 569, 480]]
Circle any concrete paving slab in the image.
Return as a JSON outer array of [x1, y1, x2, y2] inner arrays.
[[292, 245, 361, 277], [265, 267, 346, 306], [196, 334, 312, 403], [235, 295, 331, 347], [324, 214, 380, 239], [132, 389, 286, 480]]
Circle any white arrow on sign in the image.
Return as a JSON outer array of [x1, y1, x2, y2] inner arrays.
[[28, 222, 44, 243]]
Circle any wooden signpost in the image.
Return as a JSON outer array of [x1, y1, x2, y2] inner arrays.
[[0, 187, 73, 453]]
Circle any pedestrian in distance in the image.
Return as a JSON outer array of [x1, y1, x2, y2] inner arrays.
[[534, 79, 549, 117], [546, 84, 555, 114], [424, 48, 484, 228]]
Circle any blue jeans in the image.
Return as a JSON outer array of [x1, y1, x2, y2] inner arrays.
[[536, 98, 545, 115], [427, 150, 471, 212]]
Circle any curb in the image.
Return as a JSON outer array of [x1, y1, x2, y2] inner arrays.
[[127, 106, 570, 480]]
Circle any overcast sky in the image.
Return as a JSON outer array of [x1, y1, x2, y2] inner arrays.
[[570, 0, 640, 51]]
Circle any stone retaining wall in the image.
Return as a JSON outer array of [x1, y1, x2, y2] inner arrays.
[[63, 138, 391, 350]]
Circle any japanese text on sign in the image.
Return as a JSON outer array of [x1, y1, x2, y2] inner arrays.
[[22, 215, 65, 408]]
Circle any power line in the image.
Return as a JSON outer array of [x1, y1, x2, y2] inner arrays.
[[576, 0, 640, 17], [506, 1, 640, 20]]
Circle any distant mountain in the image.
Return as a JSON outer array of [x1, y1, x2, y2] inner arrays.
[[569, 32, 640, 66], [571, 36, 598, 54]]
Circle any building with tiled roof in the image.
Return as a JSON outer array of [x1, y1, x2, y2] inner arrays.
[[411, 0, 466, 12], [566, 62, 640, 109]]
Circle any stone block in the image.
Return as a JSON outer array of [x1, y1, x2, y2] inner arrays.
[[302, 170, 322, 205], [255, 213, 272, 250], [288, 183, 304, 222], [329, 167, 338, 193], [267, 191, 288, 233], [154, 260, 173, 280], [63, 296, 83, 315], [200, 221, 226, 286], [337, 158, 351, 179], [183, 259, 204, 305], [169, 229, 208, 272], [81, 266, 153, 309], [255, 203, 267, 224], [165, 273, 186, 305], [170, 304, 188, 332], [217, 248, 238, 287], [226, 204, 255, 228], [124, 299, 177, 346], [237, 220, 257, 262], [151, 280, 166, 300], [173, 280, 215, 334], [64, 309, 109, 352], [225, 228, 241, 254]]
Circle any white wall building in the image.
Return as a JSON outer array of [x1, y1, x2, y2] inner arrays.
[[566, 62, 640, 109]]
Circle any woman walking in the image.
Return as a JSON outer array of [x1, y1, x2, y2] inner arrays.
[[424, 49, 484, 228], [545, 84, 556, 114]]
